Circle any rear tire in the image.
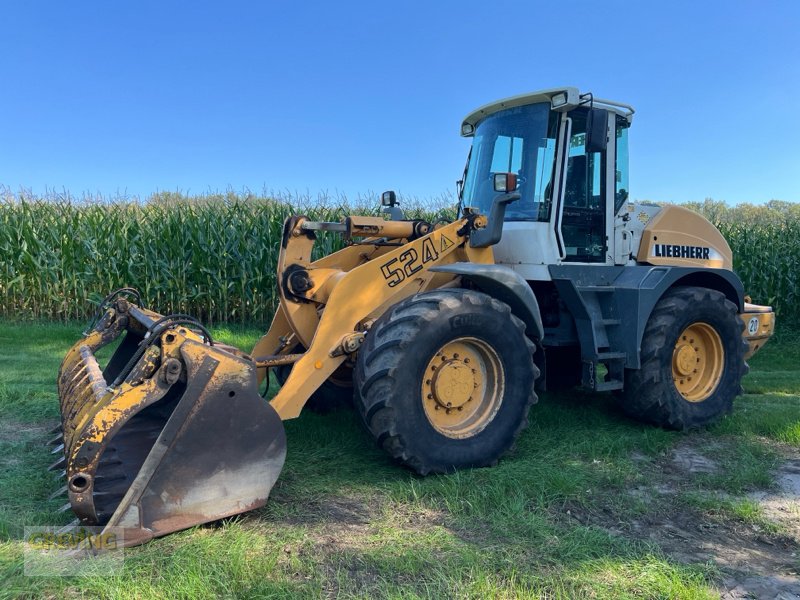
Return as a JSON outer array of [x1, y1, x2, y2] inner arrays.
[[621, 286, 747, 429], [354, 289, 539, 475]]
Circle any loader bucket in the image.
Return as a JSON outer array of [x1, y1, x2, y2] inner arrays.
[[52, 292, 286, 547]]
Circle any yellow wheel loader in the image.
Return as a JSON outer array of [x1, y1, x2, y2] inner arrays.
[[51, 87, 775, 547]]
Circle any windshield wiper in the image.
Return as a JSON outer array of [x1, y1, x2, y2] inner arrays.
[[455, 147, 472, 218]]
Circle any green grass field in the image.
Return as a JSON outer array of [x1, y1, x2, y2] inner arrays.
[[0, 322, 798, 599]]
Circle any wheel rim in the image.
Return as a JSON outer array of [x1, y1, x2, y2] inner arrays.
[[672, 322, 724, 402], [421, 337, 505, 439]]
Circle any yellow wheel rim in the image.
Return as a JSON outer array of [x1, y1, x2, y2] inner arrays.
[[672, 322, 724, 402], [421, 337, 504, 439]]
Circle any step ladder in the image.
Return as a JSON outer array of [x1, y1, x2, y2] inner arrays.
[[572, 284, 627, 392]]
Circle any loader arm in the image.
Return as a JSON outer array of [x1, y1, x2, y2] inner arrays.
[[255, 214, 492, 419]]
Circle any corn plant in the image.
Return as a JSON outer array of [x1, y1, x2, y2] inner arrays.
[[0, 191, 454, 324], [0, 192, 795, 325]]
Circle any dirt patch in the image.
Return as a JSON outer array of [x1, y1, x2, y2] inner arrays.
[[568, 438, 800, 599], [670, 444, 720, 474], [280, 495, 377, 528], [750, 457, 800, 541], [261, 491, 447, 552], [261, 493, 448, 597], [0, 419, 50, 444]]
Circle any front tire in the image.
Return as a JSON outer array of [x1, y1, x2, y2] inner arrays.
[[621, 286, 747, 429], [354, 289, 539, 475]]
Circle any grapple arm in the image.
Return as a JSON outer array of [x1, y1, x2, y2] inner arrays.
[[54, 297, 286, 547]]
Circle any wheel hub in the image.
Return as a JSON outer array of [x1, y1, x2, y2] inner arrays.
[[421, 338, 502, 439], [674, 344, 698, 376], [430, 357, 475, 410], [671, 322, 724, 403]]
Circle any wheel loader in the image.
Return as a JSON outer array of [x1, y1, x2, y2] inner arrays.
[[51, 87, 775, 547]]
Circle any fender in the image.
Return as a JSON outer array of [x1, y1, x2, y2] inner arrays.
[[430, 263, 544, 341], [549, 264, 745, 369]]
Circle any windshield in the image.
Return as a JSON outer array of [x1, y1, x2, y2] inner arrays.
[[461, 103, 559, 221]]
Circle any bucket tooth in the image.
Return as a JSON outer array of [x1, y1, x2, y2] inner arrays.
[[48, 456, 66, 472], [50, 443, 65, 455], [49, 423, 63, 434], [47, 434, 64, 446], [49, 485, 68, 501], [54, 470, 66, 480], [58, 502, 73, 513]]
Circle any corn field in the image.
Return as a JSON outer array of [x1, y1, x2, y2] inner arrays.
[[0, 191, 453, 325], [0, 193, 797, 325], [691, 199, 800, 322]]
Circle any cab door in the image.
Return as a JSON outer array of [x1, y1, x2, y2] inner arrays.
[[558, 109, 609, 263]]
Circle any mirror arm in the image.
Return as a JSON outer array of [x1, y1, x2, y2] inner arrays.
[[469, 192, 521, 248]]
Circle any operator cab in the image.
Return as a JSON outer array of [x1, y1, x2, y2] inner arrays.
[[459, 87, 633, 279]]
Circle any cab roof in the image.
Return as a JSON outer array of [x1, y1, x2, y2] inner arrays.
[[461, 87, 635, 136]]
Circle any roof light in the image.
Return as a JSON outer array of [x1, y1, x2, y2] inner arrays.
[[551, 92, 568, 109], [461, 123, 475, 136]]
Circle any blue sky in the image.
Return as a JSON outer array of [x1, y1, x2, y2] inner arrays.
[[1, 1, 798, 205]]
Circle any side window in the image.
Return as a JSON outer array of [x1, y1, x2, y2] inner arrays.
[[615, 117, 630, 213]]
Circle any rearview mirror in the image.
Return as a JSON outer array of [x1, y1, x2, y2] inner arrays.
[[493, 172, 518, 193], [586, 108, 609, 153]]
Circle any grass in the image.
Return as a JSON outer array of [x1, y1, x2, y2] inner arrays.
[[0, 321, 798, 598]]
